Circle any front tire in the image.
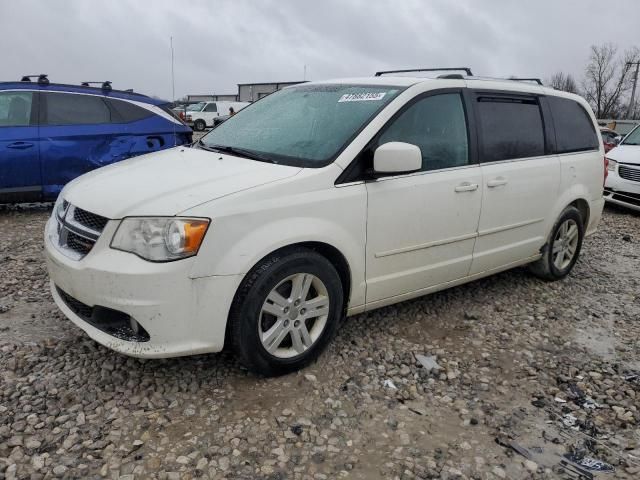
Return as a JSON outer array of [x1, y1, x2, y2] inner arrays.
[[529, 206, 584, 281], [194, 119, 206, 131], [229, 248, 344, 376]]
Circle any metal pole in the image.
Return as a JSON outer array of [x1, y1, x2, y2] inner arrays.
[[626, 62, 639, 120]]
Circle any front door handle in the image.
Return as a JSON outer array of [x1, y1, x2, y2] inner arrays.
[[454, 182, 479, 192], [7, 141, 34, 150], [487, 177, 508, 188]]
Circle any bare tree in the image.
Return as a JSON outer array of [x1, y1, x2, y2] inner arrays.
[[548, 72, 579, 94], [582, 43, 638, 118]]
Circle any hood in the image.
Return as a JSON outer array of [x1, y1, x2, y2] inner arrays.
[[607, 144, 640, 165], [62, 147, 301, 218]]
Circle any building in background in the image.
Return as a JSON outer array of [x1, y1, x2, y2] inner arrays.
[[237, 81, 305, 102], [185, 80, 306, 104], [186, 93, 238, 102]]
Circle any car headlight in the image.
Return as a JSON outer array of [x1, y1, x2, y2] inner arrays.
[[111, 217, 210, 262], [606, 158, 617, 171]]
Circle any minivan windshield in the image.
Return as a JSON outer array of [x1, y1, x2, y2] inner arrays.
[[621, 125, 640, 146], [200, 84, 403, 167]]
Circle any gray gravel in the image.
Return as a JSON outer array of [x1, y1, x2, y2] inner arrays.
[[1, 203, 639, 479]]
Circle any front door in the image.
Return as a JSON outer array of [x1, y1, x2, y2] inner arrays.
[[364, 91, 482, 306], [0, 90, 41, 202]]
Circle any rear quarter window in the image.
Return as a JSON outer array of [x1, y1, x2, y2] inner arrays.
[[548, 96, 599, 154], [107, 98, 154, 123]]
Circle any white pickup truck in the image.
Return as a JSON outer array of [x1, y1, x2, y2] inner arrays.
[[185, 101, 249, 131]]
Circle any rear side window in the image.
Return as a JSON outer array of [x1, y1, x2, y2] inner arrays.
[[0, 91, 33, 126], [548, 97, 599, 153], [44, 92, 111, 125], [476, 96, 545, 162], [107, 98, 153, 123], [377, 93, 469, 171]]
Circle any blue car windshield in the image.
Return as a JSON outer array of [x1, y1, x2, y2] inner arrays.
[[200, 84, 403, 167]]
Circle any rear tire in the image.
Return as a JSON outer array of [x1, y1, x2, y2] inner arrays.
[[529, 206, 584, 281], [194, 119, 206, 131], [229, 248, 344, 376]]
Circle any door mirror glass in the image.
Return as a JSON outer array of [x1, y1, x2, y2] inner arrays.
[[373, 142, 422, 174]]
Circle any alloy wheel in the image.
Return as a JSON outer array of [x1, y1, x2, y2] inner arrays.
[[259, 273, 330, 359], [552, 219, 579, 270]]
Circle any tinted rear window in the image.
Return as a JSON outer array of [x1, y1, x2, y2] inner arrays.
[[477, 96, 545, 162], [548, 97, 599, 154], [44, 92, 111, 125], [107, 98, 153, 123]]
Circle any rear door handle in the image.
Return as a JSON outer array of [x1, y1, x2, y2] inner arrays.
[[454, 182, 479, 192], [487, 177, 508, 188], [7, 141, 34, 150]]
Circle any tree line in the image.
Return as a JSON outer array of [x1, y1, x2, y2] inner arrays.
[[549, 43, 640, 120]]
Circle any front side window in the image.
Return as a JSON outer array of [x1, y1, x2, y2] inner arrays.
[[44, 92, 111, 125], [376, 93, 469, 171], [548, 96, 599, 153], [201, 84, 404, 167], [204, 103, 217, 112], [621, 125, 640, 146], [0, 91, 33, 126], [477, 96, 545, 162]]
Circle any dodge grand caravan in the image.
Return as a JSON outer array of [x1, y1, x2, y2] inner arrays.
[[45, 70, 605, 376]]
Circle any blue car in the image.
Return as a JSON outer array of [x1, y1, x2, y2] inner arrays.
[[0, 75, 192, 203]]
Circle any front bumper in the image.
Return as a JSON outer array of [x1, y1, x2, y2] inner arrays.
[[604, 169, 640, 212], [44, 218, 242, 358]]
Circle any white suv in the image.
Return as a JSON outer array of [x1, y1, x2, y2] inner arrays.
[[45, 72, 605, 376]]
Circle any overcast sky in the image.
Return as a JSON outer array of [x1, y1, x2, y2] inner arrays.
[[2, 0, 639, 100]]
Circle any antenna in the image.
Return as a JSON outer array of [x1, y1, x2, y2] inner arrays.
[[170, 36, 177, 146]]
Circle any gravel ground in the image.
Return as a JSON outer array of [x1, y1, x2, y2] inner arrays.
[[1, 203, 639, 480]]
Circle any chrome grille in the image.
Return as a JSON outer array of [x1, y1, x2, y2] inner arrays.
[[52, 202, 108, 260], [619, 164, 640, 183]]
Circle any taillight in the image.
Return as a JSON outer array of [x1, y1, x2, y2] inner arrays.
[[179, 111, 185, 120], [604, 156, 609, 186]]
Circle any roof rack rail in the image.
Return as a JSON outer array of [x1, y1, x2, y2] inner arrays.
[[375, 67, 473, 77], [80, 81, 112, 90], [21, 74, 49, 85], [509, 77, 543, 85]]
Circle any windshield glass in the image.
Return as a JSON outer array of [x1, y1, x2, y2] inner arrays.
[[200, 84, 404, 166], [622, 125, 640, 145], [186, 102, 205, 112]]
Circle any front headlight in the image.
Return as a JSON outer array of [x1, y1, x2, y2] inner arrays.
[[111, 217, 210, 262], [606, 158, 617, 171]]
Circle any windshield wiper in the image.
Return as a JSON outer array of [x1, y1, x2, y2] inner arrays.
[[205, 144, 278, 163]]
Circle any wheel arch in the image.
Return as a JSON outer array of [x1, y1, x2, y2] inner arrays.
[[223, 241, 353, 350], [569, 198, 590, 229], [240, 241, 352, 309]]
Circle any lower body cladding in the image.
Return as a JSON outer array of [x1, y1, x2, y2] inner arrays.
[[605, 170, 640, 212], [45, 232, 243, 358]]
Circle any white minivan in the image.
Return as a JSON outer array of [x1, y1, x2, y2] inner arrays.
[[45, 71, 605, 375]]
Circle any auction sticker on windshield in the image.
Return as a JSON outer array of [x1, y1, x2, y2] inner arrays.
[[338, 92, 387, 102]]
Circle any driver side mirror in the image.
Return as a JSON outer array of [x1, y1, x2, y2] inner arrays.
[[373, 142, 422, 175]]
